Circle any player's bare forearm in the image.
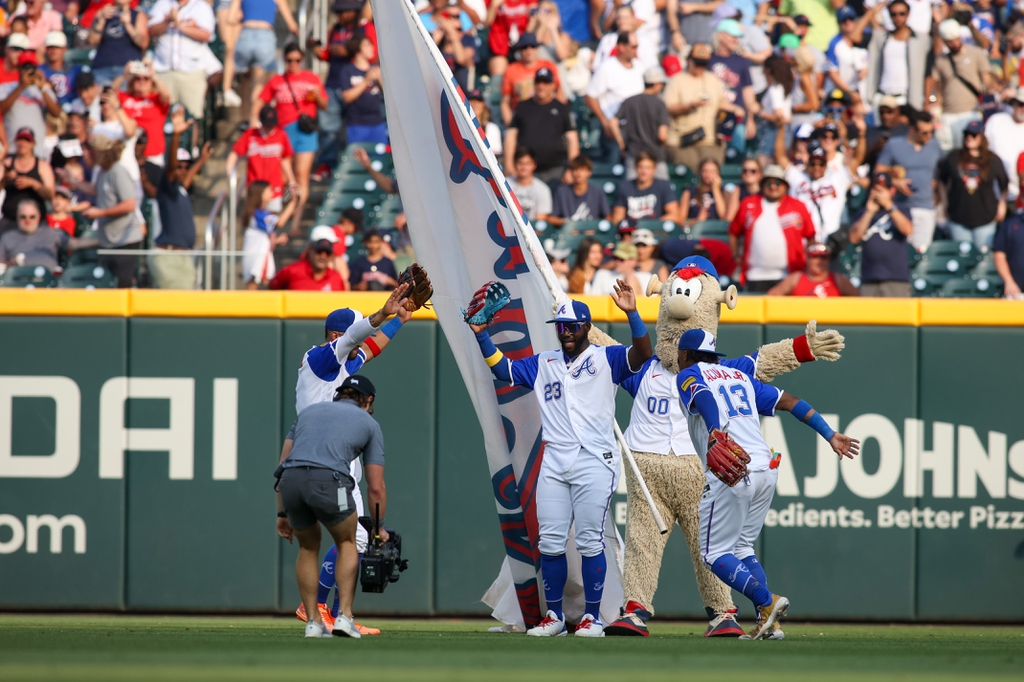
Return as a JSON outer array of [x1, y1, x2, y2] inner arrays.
[[368, 282, 411, 327], [361, 308, 409, 363]]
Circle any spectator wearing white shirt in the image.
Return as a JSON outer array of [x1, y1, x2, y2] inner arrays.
[[0, 51, 62, 160], [756, 56, 793, 162], [584, 30, 644, 164], [508, 147, 552, 222], [984, 87, 1024, 206], [825, 6, 873, 109], [147, 0, 216, 122], [865, 0, 929, 111], [592, 5, 657, 73]]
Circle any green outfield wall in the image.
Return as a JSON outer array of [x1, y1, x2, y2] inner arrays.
[[1, 292, 1022, 621]]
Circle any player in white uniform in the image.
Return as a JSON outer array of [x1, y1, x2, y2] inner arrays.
[[291, 285, 412, 635], [675, 329, 859, 639], [469, 287, 652, 637]]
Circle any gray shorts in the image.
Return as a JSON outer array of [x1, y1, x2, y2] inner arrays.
[[279, 466, 356, 530]]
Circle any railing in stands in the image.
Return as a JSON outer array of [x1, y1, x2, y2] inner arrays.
[[298, 0, 329, 77], [227, 168, 239, 288], [204, 188, 227, 290]]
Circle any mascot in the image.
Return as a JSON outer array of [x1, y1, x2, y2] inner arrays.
[[595, 256, 845, 637]]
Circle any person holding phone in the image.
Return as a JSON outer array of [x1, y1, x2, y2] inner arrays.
[[0, 50, 61, 160]]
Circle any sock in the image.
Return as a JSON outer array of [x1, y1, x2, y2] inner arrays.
[[740, 555, 769, 592], [580, 552, 606, 618], [317, 545, 339, 605], [540, 553, 568, 621], [708, 553, 772, 609]]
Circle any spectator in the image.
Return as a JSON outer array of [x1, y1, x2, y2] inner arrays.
[[222, 0, 297, 109], [87, 0, 149, 87], [270, 238, 346, 291], [547, 245, 571, 291], [500, 32, 562, 126], [612, 66, 669, 181], [83, 133, 143, 287], [92, 88, 142, 203], [227, 104, 297, 214], [585, 31, 644, 164], [508, 147, 552, 222], [567, 235, 603, 293], [241, 180, 291, 289], [307, 223, 346, 280], [350, 229, 398, 291], [504, 66, 578, 185], [927, 19, 994, 152], [340, 35, 387, 144], [147, 0, 216, 122], [787, 15, 828, 78], [728, 164, 816, 291], [0, 34, 29, 85], [559, 41, 594, 99], [46, 185, 78, 236], [70, 71, 100, 122], [984, 87, 1024, 208], [756, 55, 794, 162], [726, 157, 762, 221], [429, 2, 476, 92], [593, 5, 656, 73], [145, 110, 212, 289], [663, 43, 731, 172], [715, 4, 772, 99], [936, 119, 1007, 250], [875, 108, 942, 250], [256, 43, 327, 236], [52, 133, 88, 195], [865, 0, 927, 112], [11, 0, 64, 51], [814, 108, 849, 174], [526, 0, 571, 63], [767, 242, 859, 296], [39, 32, 80, 106], [589, 241, 642, 294], [993, 178, 1024, 299], [865, 96, 909, 168], [633, 227, 669, 292], [779, 0, 839, 52], [611, 151, 679, 223], [468, 90, 503, 154], [786, 44, 822, 134], [863, 0, 934, 39], [352, 145, 397, 193], [679, 158, 727, 227], [0, 198, 93, 268], [549, 154, 610, 226], [485, 0, 537, 77], [0, 51, 61, 158], [115, 60, 172, 165], [825, 5, 873, 108], [709, 19, 758, 153], [666, 0, 717, 48], [847, 171, 913, 297], [0, 127, 54, 234]]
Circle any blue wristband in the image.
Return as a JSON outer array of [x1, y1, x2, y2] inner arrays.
[[791, 400, 835, 441], [475, 330, 498, 358], [627, 310, 647, 339], [381, 316, 404, 339], [790, 399, 812, 421]]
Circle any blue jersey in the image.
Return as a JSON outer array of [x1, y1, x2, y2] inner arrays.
[[295, 315, 376, 413]]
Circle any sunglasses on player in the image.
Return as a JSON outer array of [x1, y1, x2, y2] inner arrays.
[[555, 322, 585, 334]]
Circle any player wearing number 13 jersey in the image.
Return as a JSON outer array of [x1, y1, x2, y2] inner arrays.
[[470, 286, 652, 637]]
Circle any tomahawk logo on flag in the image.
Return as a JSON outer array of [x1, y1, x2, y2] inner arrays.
[[371, 0, 623, 630]]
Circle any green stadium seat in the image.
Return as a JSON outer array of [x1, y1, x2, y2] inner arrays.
[[913, 256, 968, 277], [911, 273, 954, 296], [344, 142, 390, 157], [66, 48, 94, 66], [847, 185, 868, 214], [970, 253, 997, 277], [637, 219, 678, 237], [58, 265, 117, 289], [690, 219, 730, 239], [324, 191, 386, 214], [334, 175, 384, 193], [940, 276, 1003, 298], [368, 195, 403, 228], [590, 162, 625, 178], [543, 232, 584, 256], [923, 240, 980, 265], [1, 265, 55, 288], [566, 219, 614, 235]]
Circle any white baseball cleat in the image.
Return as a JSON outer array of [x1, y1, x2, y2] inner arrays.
[[526, 610, 567, 637], [574, 613, 605, 637], [331, 614, 363, 639], [304, 621, 332, 638]]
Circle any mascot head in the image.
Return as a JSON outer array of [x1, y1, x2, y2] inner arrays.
[[650, 256, 738, 374]]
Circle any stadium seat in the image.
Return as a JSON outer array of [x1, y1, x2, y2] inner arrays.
[[590, 162, 625, 178], [923, 240, 981, 267], [638, 219, 677, 237], [971, 253, 997, 277], [913, 256, 967, 277], [911, 273, 954, 296], [324, 191, 386, 213], [940, 276, 1003, 298], [334, 175, 383, 193], [369, 195, 403, 228], [543, 232, 584, 255], [345, 142, 390, 157], [690, 219, 730, 239], [566, 219, 614, 235], [58, 265, 117, 289], [1, 265, 55, 288], [669, 164, 692, 181]]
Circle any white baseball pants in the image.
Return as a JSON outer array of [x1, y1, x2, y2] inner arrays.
[[536, 449, 618, 557], [699, 468, 778, 565]]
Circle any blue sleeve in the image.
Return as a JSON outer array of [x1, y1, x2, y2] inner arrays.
[[344, 348, 367, 376], [877, 139, 895, 168], [993, 220, 1010, 253], [676, 367, 710, 408], [614, 181, 628, 208], [606, 345, 639, 385], [598, 187, 610, 218], [619, 357, 654, 398], [305, 345, 342, 381], [509, 355, 539, 388], [691, 389, 723, 431], [825, 35, 840, 70], [722, 352, 758, 376], [749, 376, 783, 416]]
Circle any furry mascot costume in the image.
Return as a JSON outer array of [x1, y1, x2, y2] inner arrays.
[[589, 256, 845, 637]]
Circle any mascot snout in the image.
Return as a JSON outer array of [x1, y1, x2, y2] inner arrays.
[[666, 294, 695, 319]]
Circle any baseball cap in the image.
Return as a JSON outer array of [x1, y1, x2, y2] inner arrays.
[[938, 18, 961, 41], [56, 137, 83, 158], [331, 0, 365, 11], [872, 171, 893, 188], [548, 300, 592, 324], [807, 242, 830, 256], [762, 164, 788, 185], [826, 88, 850, 104], [674, 255, 719, 280], [467, 89, 484, 101], [534, 66, 554, 83], [88, 132, 115, 151], [6, 33, 29, 50], [1011, 86, 1024, 105], [176, 148, 192, 162], [339, 374, 376, 397], [818, 121, 841, 137], [777, 32, 801, 49], [14, 127, 35, 142], [513, 32, 540, 50], [613, 242, 638, 260], [617, 217, 638, 234], [45, 31, 67, 48], [808, 142, 826, 158], [794, 122, 815, 140], [643, 66, 667, 85], [716, 18, 744, 37], [836, 5, 857, 22], [793, 14, 811, 26], [633, 228, 657, 246], [878, 95, 900, 109], [662, 54, 682, 77], [74, 70, 95, 93], [546, 246, 572, 261], [325, 308, 364, 332], [259, 104, 278, 128], [18, 51, 37, 66], [689, 43, 712, 61], [309, 225, 340, 243], [54, 184, 73, 199], [709, 3, 739, 27], [677, 329, 727, 356], [964, 119, 985, 136], [311, 238, 335, 254]]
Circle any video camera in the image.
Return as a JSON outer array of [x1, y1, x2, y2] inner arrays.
[[359, 504, 409, 593]]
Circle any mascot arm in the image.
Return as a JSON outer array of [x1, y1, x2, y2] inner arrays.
[[753, 320, 845, 383]]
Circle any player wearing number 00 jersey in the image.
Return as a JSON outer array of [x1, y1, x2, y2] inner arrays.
[[676, 329, 860, 640], [470, 287, 652, 637]]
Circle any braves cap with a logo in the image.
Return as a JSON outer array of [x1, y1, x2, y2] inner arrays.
[[534, 66, 555, 83], [677, 329, 727, 356], [673, 255, 719, 280], [339, 374, 376, 396], [325, 308, 365, 332], [548, 300, 592, 324]]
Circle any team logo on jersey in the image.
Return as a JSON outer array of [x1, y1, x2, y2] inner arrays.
[[570, 356, 596, 379], [680, 377, 696, 391]]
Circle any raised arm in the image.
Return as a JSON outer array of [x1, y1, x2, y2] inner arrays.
[[775, 390, 860, 458], [610, 278, 652, 369]]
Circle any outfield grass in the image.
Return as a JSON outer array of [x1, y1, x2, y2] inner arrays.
[[0, 616, 1021, 682]]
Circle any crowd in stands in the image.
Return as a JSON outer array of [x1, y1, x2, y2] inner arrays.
[[4, 0, 1024, 300]]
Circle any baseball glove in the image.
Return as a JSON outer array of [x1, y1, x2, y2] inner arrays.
[[463, 280, 512, 325], [706, 428, 750, 487], [397, 263, 433, 311]]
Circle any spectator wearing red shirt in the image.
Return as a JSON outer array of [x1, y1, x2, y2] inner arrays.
[[115, 60, 171, 164], [485, 0, 537, 77], [253, 43, 327, 236], [46, 184, 78, 236], [728, 164, 816, 291], [767, 242, 859, 297], [226, 105, 296, 213], [270, 238, 346, 291], [0, 34, 29, 85], [499, 32, 563, 125]]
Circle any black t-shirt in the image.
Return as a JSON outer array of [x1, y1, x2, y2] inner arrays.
[[349, 254, 397, 290], [616, 93, 670, 162], [614, 178, 676, 220], [552, 183, 610, 221], [338, 63, 385, 127], [993, 215, 1024, 288], [154, 174, 196, 249], [509, 98, 576, 172], [854, 206, 911, 283], [935, 151, 1008, 228]]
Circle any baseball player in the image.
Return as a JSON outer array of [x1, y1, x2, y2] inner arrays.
[[468, 282, 652, 637], [675, 329, 859, 639], [292, 283, 412, 636]]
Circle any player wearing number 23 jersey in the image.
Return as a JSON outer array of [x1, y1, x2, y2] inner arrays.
[[471, 294, 653, 638]]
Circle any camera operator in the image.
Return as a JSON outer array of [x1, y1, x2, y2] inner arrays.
[[276, 375, 388, 639]]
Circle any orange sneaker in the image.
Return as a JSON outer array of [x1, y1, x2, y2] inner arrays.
[[355, 622, 380, 636], [317, 604, 335, 633], [295, 603, 307, 623]]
